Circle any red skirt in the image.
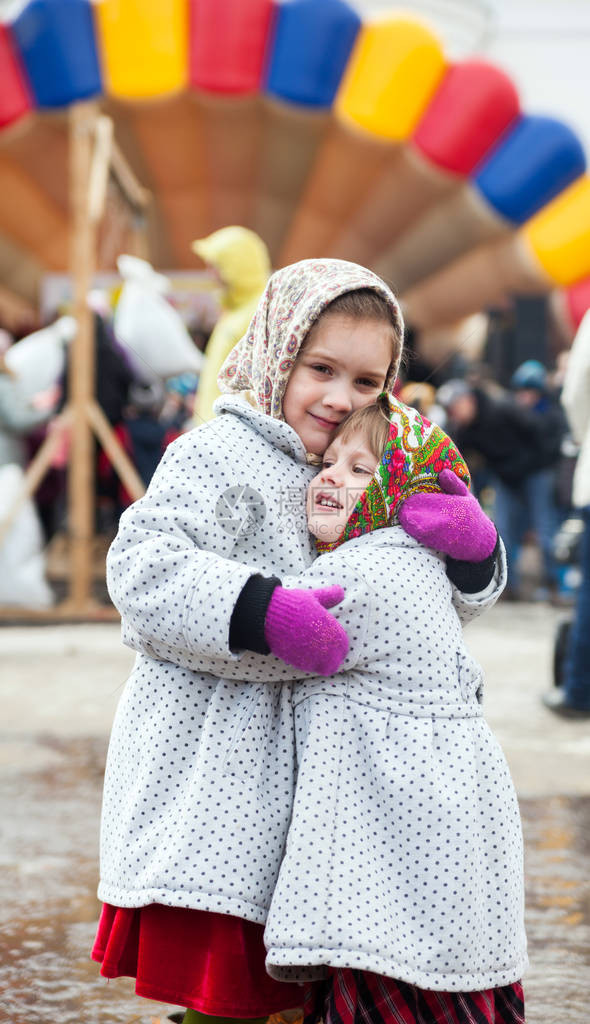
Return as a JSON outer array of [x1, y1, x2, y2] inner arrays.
[[91, 903, 303, 1017], [303, 968, 526, 1024]]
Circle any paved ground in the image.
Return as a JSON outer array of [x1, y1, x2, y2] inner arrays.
[[1, 601, 589, 1024]]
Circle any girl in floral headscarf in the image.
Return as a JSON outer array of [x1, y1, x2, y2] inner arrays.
[[261, 396, 526, 1024], [94, 260, 504, 1024]]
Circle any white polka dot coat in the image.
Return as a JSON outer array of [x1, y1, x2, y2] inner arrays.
[[262, 528, 527, 993], [99, 396, 516, 990]]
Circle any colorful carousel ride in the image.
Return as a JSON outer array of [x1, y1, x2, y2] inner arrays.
[[0, 0, 589, 335]]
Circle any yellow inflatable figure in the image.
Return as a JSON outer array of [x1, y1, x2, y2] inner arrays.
[[192, 226, 270, 422]]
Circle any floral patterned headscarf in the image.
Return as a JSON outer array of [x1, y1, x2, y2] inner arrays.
[[217, 258, 404, 419], [316, 393, 471, 553]]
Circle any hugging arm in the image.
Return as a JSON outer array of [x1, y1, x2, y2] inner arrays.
[[108, 432, 351, 677], [398, 469, 505, 619], [120, 561, 366, 683], [231, 576, 349, 675]]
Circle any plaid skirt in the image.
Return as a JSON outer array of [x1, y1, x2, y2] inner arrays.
[[303, 969, 525, 1024]]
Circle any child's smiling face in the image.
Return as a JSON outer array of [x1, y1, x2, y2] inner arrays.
[[307, 432, 378, 543], [282, 314, 392, 456]]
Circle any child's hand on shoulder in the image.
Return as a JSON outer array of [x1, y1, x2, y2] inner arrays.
[[398, 469, 497, 562]]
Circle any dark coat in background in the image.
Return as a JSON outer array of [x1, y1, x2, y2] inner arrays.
[[453, 388, 566, 488]]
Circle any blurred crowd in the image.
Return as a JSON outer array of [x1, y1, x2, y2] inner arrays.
[[402, 357, 573, 607], [0, 312, 203, 539], [401, 307, 590, 718]]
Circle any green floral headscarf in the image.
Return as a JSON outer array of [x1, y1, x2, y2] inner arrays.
[[317, 393, 470, 553]]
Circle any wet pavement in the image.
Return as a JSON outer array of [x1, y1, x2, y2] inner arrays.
[[1, 603, 589, 1024], [521, 796, 590, 1024]]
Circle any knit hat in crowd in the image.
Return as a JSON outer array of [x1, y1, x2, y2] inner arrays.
[[436, 378, 472, 411], [317, 393, 470, 553], [509, 359, 547, 392]]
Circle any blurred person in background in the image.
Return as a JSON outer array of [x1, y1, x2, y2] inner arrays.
[[191, 226, 270, 423], [504, 360, 567, 600], [438, 368, 565, 602], [102, 374, 200, 517], [59, 313, 135, 536], [398, 380, 440, 420], [122, 380, 168, 489], [543, 316, 590, 717], [124, 374, 199, 486], [162, 372, 199, 436], [547, 351, 579, 521]]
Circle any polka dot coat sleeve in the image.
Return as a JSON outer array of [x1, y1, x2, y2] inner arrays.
[[450, 537, 508, 626], [106, 399, 316, 667]]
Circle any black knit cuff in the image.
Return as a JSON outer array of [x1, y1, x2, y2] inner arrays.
[[229, 574, 281, 654], [445, 533, 500, 594]]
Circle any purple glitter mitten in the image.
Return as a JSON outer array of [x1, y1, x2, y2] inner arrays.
[[264, 585, 349, 676], [398, 468, 497, 561]]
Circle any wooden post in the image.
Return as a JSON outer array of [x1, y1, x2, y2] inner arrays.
[[67, 103, 99, 610], [111, 137, 152, 260], [87, 115, 114, 223], [86, 399, 145, 501], [0, 106, 152, 622]]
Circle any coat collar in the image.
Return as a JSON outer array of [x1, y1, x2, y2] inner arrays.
[[214, 393, 310, 464]]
